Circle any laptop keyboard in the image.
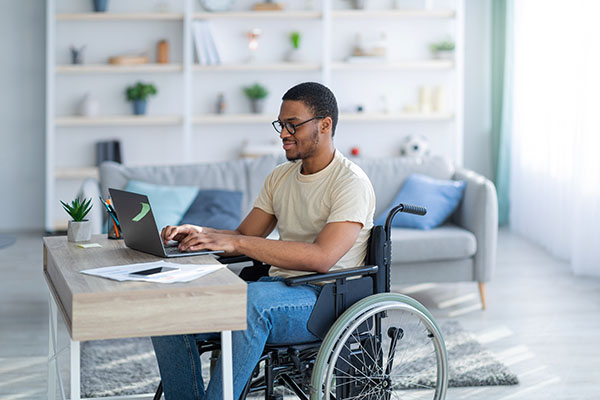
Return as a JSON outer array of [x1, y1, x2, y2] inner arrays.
[[164, 246, 187, 255]]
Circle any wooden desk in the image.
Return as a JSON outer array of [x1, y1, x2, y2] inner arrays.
[[43, 235, 247, 400]]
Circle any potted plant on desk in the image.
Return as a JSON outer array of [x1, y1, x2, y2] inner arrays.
[[61, 197, 93, 242], [243, 83, 269, 114], [126, 81, 158, 115]]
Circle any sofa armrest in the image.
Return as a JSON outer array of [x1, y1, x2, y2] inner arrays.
[[451, 168, 498, 282], [77, 178, 103, 235]]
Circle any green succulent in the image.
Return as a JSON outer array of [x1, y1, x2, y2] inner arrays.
[[290, 31, 301, 49], [60, 197, 93, 222], [126, 81, 158, 101], [243, 83, 269, 100], [429, 40, 455, 53]]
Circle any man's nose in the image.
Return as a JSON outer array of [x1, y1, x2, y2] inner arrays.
[[280, 128, 292, 140]]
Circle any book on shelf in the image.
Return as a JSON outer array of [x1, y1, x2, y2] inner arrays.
[[193, 20, 221, 65]]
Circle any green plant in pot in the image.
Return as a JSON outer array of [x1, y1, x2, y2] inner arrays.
[[243, 83, 269, 114], [429, 40, 455, 60], [126, 81, 158, 115], [286, 31, 303, 62], [61, 197, 93, 242]]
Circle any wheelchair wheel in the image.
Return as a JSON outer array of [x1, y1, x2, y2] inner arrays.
[[310, 293, 448, 400]]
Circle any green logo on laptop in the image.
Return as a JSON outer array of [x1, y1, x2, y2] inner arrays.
[[132, 202, 150, 222]]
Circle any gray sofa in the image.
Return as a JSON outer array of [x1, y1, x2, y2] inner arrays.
[[82, 154, 497, 308]]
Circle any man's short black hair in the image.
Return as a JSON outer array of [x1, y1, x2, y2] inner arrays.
[[282, 82, 338, 137]]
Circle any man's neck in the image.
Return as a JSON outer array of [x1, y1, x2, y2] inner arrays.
[[300, 144, 336, 175]]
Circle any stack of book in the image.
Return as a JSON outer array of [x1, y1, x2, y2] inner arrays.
[[193, 20, 221, 65]]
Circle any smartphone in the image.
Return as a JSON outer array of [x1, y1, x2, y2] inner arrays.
[[130, 266, 179, 276]]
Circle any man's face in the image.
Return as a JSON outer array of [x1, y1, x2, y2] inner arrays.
[[277, 100, 322, 162]]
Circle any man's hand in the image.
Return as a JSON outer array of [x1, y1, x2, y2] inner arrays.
[[177, 231, 238, 253], [160, 224, 215, 245]]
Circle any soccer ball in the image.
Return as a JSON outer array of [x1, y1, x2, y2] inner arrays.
[[399, 135, 430, 158]]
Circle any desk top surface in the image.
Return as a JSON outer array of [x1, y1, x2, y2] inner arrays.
[[43, 235, 247, 341], [43, 235, 244, 295]]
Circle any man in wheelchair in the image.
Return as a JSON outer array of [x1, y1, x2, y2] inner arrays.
[[152, 82, 377, 400]]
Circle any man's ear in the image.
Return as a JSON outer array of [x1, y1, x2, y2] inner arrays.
[[321, 117, 332, 135]]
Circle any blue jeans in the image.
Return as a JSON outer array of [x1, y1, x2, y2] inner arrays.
[[151, 277, 321, 400]]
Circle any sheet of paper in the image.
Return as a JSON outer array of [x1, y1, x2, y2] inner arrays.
[[81, 260, 224, 283]]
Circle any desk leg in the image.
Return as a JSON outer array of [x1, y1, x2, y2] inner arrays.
[[48, 293, 67, 400], [70, 340, 81, 400], [48, 294, 57, 400], [221, 330, 233, 400]]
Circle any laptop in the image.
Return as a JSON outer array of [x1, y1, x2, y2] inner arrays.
[[109, 188, 223, 258]]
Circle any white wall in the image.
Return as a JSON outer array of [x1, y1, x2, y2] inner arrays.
[[0, 1, 46, 232], [463, 0, 492, 179], [0, 0, 492, 232]]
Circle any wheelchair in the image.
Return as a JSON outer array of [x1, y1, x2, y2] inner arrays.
[[154, 204, 448, 400]]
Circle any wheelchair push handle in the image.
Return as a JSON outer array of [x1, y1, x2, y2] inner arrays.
[[384, 203, 427, 236]]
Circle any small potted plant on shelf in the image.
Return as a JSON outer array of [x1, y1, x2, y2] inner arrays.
[[61, 197, 93, 242], [285, 31, 303, 62], [125, 81, 158, 115], [243, 83, 269, 114], [429, 40, 455, 60]]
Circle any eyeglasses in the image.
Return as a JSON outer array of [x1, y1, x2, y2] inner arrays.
[[272, 116, 324, 135]]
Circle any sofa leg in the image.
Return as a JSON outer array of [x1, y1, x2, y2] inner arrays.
[[478, 282, 487, 310]]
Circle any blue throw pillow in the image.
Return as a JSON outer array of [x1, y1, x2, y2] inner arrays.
[[124, 180, 199, 231], [179, 190, 243, 230], [374, 173, 466, 230]]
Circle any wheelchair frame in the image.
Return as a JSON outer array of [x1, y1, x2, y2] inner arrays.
[[153, 204, 448, 400]]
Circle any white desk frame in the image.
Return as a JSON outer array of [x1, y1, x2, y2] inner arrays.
[[47, 292, 235, 400]]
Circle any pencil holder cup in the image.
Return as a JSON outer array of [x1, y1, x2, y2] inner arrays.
[[107, 212, 122, 240]]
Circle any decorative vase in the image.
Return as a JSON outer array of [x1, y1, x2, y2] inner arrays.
[[250, 99, 265, 114], [133, 100, 147, 115], [68, 220, 92, 242], [78, 93, 100, 117], [434, 50, 454, 60], [93, 0, 109, 12]]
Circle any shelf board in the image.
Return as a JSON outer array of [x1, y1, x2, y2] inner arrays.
[[194, 11, 322, 19], [332, 9, 455, 18], [56, 64, 183, 74], [55, 115, 183, 127], [55, 167, 99, 180], [194, 62, 321, 72], [193, 114, 273, 124], [56, 12, 184, 21], [340, 112, 454, 121], [332, 60, 454, 70], [193, 113, 453, 124]]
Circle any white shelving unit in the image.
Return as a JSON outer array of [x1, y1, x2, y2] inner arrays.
[[45, 0, 464, 231]]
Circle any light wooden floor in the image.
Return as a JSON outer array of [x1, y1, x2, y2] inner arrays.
[[1, 229, 599, 399]]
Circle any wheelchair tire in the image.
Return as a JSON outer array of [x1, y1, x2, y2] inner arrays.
[[310, 293, 448, 400]]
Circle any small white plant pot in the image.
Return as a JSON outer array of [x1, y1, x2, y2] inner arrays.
[[68, 220, 92, 242], [285, 48, 304, 63], [433, 50, 454, 61]]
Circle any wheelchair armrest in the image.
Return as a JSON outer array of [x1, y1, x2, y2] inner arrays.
[[284, 265, 379, 287], [217, 255, 257, 265]]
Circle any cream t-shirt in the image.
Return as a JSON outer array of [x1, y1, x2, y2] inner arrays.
[[253, 150, 376, 278]]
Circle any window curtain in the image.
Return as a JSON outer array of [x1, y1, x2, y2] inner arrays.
[[491, 0, 513, 226], [510, 0, 600, 276]]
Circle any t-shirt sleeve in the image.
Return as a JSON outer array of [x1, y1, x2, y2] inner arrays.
[[327, 175, 375, 227], [253, 170, 276, 215]]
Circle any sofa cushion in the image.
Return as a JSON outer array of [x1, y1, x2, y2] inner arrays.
[[125, 180, 199, 231], [374, 173, 466, 229], [390, 224, 477, 263], [179, 190, 243, 230], [100, 155, 282, 220], [352, 156, 455, 217]]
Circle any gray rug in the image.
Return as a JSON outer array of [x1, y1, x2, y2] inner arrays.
[[81, 321, 518, 397], [0, 234, 16, 249]]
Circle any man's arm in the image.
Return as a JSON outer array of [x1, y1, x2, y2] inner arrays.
[[176, 221, 363, 274], [161, 207, 277, 244]]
